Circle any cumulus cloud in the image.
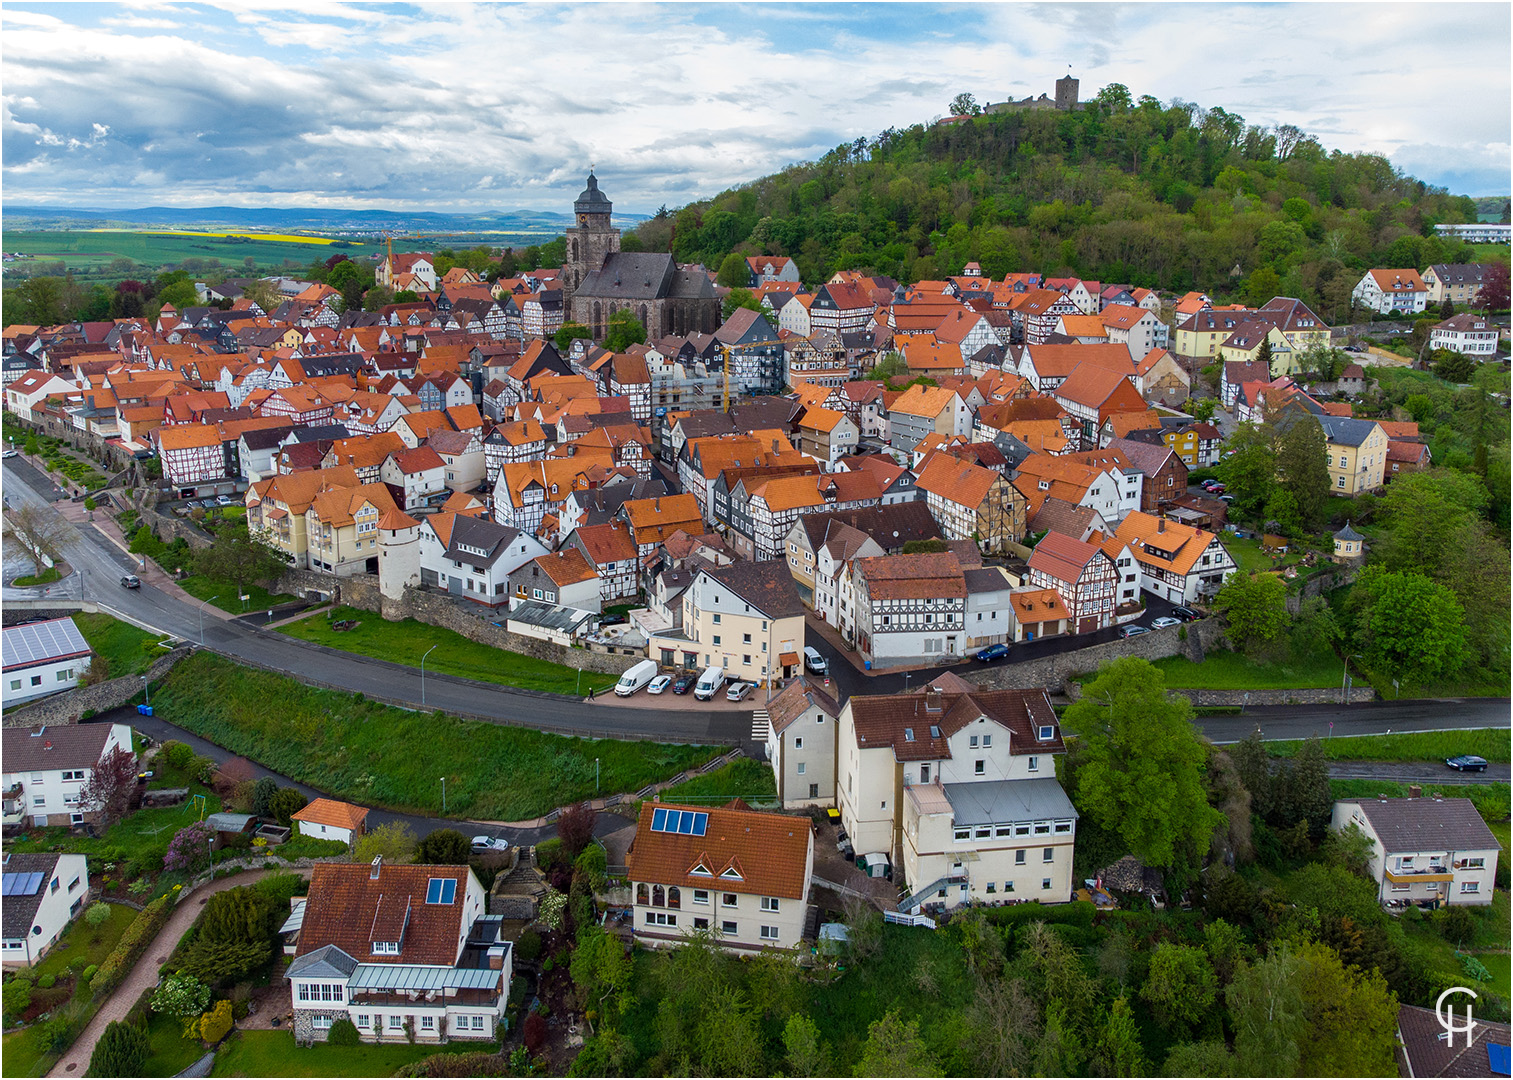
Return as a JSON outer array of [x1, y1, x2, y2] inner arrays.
[[1, 2, 1507, 211]]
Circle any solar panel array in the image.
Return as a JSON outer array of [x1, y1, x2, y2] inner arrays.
[[1, 872, 44, 896], [2, 618, 90, 668], [650, 808, 709, 836], [425, 878, 457, 905]]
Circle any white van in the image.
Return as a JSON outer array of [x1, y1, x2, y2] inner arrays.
[[803, 646, 828, 675], [613, 659, 660, 697], [693, 666, 726, 701]]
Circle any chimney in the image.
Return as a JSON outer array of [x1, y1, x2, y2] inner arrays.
[[1157, 518, 1165, 533], [1408, 785, 1422, 799], [370, 855, 383, 880]]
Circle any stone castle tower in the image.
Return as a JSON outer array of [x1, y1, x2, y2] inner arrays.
[[562, 171, 621, 304], [1055, 74, 1079, 112], [377, 508, 420, 602]]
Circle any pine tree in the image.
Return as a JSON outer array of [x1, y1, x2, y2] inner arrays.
[[90, 1021, 149, 1078]]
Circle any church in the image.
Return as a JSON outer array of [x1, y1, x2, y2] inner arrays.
[[561, 172, 721, 341]]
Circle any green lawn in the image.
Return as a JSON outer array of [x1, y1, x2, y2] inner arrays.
[[11, 568, 61, 587], [650, 758, 777, 808], [30, 903, 136, 982], [1266, 728, 1511, 764], [1472, 949, 1511, 998], [149, 652, 720, 821], [5, 794, 221, 886], [279, 605, 617, 695], [175, 574, 299, 614], [71, 611, 163, 678], [1153, 647, 1344, 690], [145, 1009, 209, 1076], [1, 1026, 54, 1078], [1222, 533, 1307, 575], [1329, 779, 1510, 823], [210, 1030, 486, 1077]]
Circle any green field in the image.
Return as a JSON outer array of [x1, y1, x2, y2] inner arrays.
[[1265, 728, 1511, 764], [649, 758, 778, 808], [71, 611, 163, 677], [1328, 778, 1510, 823], [149, 652, 718, 820], [1151, 648, 1344, 690], [3, 230, 378, 273], [279, 605, 616, 696]]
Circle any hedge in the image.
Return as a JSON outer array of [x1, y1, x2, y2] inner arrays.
[[90, 893, 174, 997], [979, 900, 1096, 931]]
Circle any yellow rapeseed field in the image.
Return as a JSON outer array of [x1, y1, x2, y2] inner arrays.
[[84, 228, 337, 245]]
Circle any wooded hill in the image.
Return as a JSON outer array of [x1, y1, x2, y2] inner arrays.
[[624, 88, 1494, 321]]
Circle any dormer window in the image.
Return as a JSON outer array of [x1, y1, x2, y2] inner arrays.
[[372, 940, 400, 955]]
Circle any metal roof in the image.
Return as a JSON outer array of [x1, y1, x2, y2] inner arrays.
[[347, 963, 503, 992], [942, 778, 1079, 827], [285, 943, 360, 980], [506, 600, 594, 634], [280, 901, 306, 935], [2, 618, 91, 671]]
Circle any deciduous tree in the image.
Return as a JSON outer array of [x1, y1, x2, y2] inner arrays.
[[949, 92, 981, 116], [1350, 567, 1466, 684], [81, 746, 138, 825], [1140, 942, 1217, 1034], [1274, 417, 1330, 531], [716, 252, 750, 288], [555, 322, 592, 352], [782, 1013, 830, 1078], [603, 309, 646, 351], [854, 1010, 942, 1078], [3, 504, 70, 578], [195, 523, 288, 596], [415, 828, 471, 865], [1063, 659, 1224, 872], [353, 820, 417, 865], [1213, 572, 1289, 656]]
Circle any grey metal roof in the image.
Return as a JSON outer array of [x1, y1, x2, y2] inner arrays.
[[1317, 415, 1378, 448], [1334, 521, 1366, 542], [286, 943, 360, 980], [347, 962, 503, 992], [574, 172, 612, 214], [205, 812, 256, 832], [2, 618, 91, 671], [280, 900, 307, 936], [507, 600, 594, 634], [942, 778, 1078, 826], [1345, 797, 1500, 853], [444, 515, 522, 570]]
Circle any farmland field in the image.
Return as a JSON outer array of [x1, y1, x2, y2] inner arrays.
[[1, 229, 379, 271]]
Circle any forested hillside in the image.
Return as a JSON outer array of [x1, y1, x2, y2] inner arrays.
[[625, 86, 1494, 320]]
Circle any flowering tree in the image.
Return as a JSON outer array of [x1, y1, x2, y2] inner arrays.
[[151, 974, 211, 1036], [164, 821, 215, 873], [80, 747, 138, 825]]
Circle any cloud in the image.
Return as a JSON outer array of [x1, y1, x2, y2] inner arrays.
[[1, 2, 1507, 213]]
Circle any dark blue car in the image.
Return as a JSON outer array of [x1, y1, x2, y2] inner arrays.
[[975, 643, 1011, 662]]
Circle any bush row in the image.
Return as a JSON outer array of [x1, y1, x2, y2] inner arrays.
[[90, 893, 175, 998]]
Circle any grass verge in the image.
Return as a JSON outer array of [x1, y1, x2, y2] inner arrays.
[[209, 1030, 483, 1077], [11, 567, 62, 587], [279, 605, 617, 695], [1266, 728, 1510, 764], [1154, 647, 1343, 690], [150, 652, 718, 820], [71, 611, 163, 677], [174, 574, 298, 614], [649, 758, 777, 808], [145, 1010, 207, 1076]]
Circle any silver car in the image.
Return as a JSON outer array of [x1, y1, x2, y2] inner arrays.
[[1150, 617, 1181, 629]]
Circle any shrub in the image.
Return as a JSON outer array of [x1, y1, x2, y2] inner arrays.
[[160, 740, 195, 770], [90, 1020, 149, 1077], [81, 964, 97, 985], [556, 803, 596, 859], [86, 901, 113, 930], [1438, 906, 1476, 945], [534, 837, 564, 872], [415, 828, 472, 865], [516, 930, 542, 963], [1463, 954, 1493, 982], [268, 787, 308, 828], [3, 977, 33, 1020], [164, 821, 215, 872], [92, 894, 173, 997], [327, 1017, 362, 1045], [573, 844, 608, 891], [523, 1012, 548, 1056], [198, 999, 234, 1043], [37, 973, 56, 989], [151, 974, 211, 1019]]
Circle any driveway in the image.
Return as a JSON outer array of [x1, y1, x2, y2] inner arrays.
[[48, 870, 285, 1078]]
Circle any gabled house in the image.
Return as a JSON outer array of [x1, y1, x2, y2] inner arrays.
[[626, 800, 814, 953], [1025, 531, 1119, 634], [568, 521, 640, 605], [1351, 269, 1429, 314], [2, 722, 134, 828], [1429, 313, 1498, 357], [418, 513, 549, 607], [304, 482, 402, 576], [284, 859, 510, 1044], [765, 678, 842, 809], [645, 561, 805, 685], [506, 550, 601, 613], [1051, 364, 1148, 450], [914, 453, 1026, 553], [851, 553, 967, 666], [1106, 510, 1236, 603], [1421, 263, 1488, 307], [1331, 797, 1500, 908], [1, 852, 92, 967], [380, 446, 448, 511]]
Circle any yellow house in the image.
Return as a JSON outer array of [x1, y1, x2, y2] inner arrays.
[[1172, 306, 1249, 359], [246, 465, 361, 566], [1319, 416, 1388, 495], [303, 483, 402, 576], [647, 562, 806, 685], [1219, 322, 1298, 375]]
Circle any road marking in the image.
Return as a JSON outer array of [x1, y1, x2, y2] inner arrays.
[[751, 710, 770, 741]]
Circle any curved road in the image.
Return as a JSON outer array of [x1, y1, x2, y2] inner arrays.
[[5, 457, 1510, 752]]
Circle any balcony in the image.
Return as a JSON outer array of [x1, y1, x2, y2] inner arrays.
[[349, 987, 501, 1009], [1384, 866, 1452, 884]]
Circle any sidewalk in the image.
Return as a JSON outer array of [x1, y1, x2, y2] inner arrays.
[[47, 870, 286, 1078]]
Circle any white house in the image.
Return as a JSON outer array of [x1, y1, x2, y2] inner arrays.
[[2, 723, 135, 829], [2, 852, 92, 967], [764, 677, 842, 809], [1429, 314, 1499, 358], [1351, 269, 1429, 314], [285, 859, 510, 1044], [2, 618, 94, 708], [626, 801, 814, 953], [1331, 796, 1500, 908], [418, 513, 550, 608], [851, 553, 968, 666], [290, 798, 370, 847]]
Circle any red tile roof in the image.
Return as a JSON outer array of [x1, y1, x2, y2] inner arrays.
[[626, 800, 812, 900], [295, 861, 472, 967]]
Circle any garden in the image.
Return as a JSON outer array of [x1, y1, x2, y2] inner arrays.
[[279, 605, 617, 696], [148, 652, 721, 820]]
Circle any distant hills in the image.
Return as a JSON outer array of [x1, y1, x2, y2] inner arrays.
[[1, 204, 646, 234]]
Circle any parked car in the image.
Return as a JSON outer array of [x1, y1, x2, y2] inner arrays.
[[647, 674, 673, 695], [726, 681, 754, 702], [1150, 616, 1182, 630], [803, 646, 828, 675], [215, 495, 233, 506], [1207, 483, 1227, 495], [1445, 755, 1489, 773], [1201, 479, 1221, 491], [120, 574, 141, 589], [671, 673, 695, 695], [1, 449, 17, 459], [471, 835, 509, 853], [1170, 606, 1199, 622], [1118, 625, 1151, 639], [1218, 494, 1235, 503], [975, 643, 1011, 662], [598, 614, 628, 627]]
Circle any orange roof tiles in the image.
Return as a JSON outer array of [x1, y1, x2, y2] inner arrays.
[[295, 862, 470, 968], [291, 797, 369, 832], [626, 800, 811, 900]]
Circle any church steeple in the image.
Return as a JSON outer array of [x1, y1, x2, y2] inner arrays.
[[574, 170, 613, 225], [563, 169, 620, 303]]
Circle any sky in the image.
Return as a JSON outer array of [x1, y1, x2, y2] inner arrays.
[[2, 2, 1509, 216]]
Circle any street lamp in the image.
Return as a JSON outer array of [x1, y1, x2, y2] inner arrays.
[[420, 644, 439, 706], [198, 596, 219, 645], [595, 758, 600, 795], [440, 776, 447, 813], [141, 675, 149, 708], [1340, 654, 1363, 705]]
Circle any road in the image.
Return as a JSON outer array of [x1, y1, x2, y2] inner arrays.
[[2, 456, 749, 747], [1200, 698, 1512, 744]]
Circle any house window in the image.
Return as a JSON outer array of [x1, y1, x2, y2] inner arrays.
[[1054, 821, 1073, 834], [760, 925, 779, 941], [982, 735, 991, 747], [975, 760, 985, 776], [421, 1016, 434, 1030], [389, 1016, 404, 1030], [693, 890, 710, 905], [794, 737, 803, 750], [1043, 847, 1054, 863], [68, 877, 80, 892], [969, 735, 978, 748], [1015, 850, 1026, 865], [920, 764, 930, 783], [955, 828, 971, 842], [1028, 756, 1039, 772], [312, 1015, 332, 1030], [1461, 881, 1481, 894], [761, 897, 780, 913], [1043, 879, 1053, 890], [722, 893, 738, 908], [797, 762, 806, 775], [713, 613, 721, 623], [645, 911, 677, 926], [743, 633, 752, 644], [721, 921, 738, 936], [356, 1014, 370, 1028], [713, 636, 721, 646], [693, 917, 709, 930]]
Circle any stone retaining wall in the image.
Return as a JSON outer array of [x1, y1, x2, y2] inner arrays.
[[274, 569, 639, 677], [2, 646, 194, 728], [136, 503, 215, 550], [1176, 686, 1376, 707], [965, 619, 1226, 695]]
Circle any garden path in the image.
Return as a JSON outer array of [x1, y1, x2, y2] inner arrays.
[[46, 869, 288, 1078]]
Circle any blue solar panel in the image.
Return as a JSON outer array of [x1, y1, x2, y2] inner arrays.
[[0, 872, 43, 897], [440, 879, 456, 904], [1488, 1043, 1510, 1077], [691, 813, 708, 836], [651, 808, 668, 832], [677, 812, 695, 834], [651, 809, 709, 835]]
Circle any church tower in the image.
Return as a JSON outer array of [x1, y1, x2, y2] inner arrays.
[[562, 171, 620, 304]]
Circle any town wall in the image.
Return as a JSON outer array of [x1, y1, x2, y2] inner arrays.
[[274, 569, 638, 677], [2, 646, 194, 728], [964, 619, 1226, 694]]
